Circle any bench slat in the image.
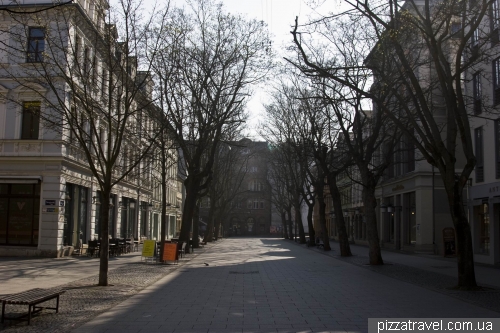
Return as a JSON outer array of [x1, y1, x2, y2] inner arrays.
[[0, 288, 65, 305]]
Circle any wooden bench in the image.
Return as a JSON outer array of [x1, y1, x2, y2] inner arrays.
[[1, 288, 65, 325]]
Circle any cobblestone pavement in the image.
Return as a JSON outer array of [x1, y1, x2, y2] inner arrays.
[[0, 244, 213, 333], [1, 239, 499, 333], [297, 241, 500, 314], [71, 238, 498, 333]]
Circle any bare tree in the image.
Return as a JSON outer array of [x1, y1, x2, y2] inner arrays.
[[203, 141, 249, 243], [262, 72, 355, 253], [266, 145, 296, 240], [263, 84, 321, 246], [153, 0, 272, 250], [288, 0, 493, 287], [287, 14, 402, 264]]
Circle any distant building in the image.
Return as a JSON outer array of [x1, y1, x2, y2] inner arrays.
[[227, 139, 272, 236], [197, 139, 272, 237]]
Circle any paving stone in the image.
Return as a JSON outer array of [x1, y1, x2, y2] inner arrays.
[[2, 238, 500, 333]]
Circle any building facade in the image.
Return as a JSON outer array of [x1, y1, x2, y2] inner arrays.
[[0, 0, 180, 256]]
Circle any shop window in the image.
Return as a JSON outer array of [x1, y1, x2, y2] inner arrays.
[[477, 203, 490, 254], [0, 183, 40, 246], [11, 184, 34, 195], [406, 192, 416, 245]]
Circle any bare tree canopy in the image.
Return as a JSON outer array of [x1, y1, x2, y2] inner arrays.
[[286, 0, 498, 288]]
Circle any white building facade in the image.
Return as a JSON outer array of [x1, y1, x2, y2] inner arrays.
[[0, 0, 180, 257]]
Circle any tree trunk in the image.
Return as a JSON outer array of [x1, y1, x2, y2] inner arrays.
[[294, 193, 307, 244], [327, 173, 352, 256], [316, 185, 331, 251], [159, 147, 167, 262], [214, 218, 221, 240], [362, 181, 383, 265], [98, 187, 111, 286], [286, 209, 293, 240], [204, 206, 215, 243], [281, 211, 288, 239], [306, 203, 316, 246], [180, 178, 200, 254], [450, 182, 477, 289], [192, 204, 200, 248]]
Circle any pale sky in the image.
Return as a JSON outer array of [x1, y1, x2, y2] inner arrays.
[[159, 0, 343, 140]]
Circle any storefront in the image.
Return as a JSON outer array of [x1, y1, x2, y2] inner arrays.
[[0, 182, 41, 246], [94, 192, 117, 240], [63, 183, 89, 247], [120, 197, 136, 239], [469, 182, 500, 265]]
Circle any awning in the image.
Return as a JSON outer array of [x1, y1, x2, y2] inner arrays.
[[0, 176, 43, 184]]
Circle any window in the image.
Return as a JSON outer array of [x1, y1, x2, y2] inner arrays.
[[475, 127, 484, 182], [99, 127, 106, 156], [450, 22, 462, 38], [495, 120, 500, 178], [0, 183, 40, 245], [83, 47, 90, 76], [473, 72, 482, 115], [492, 0, 500, 44], [248, 180, 263, 191], [74, 34, 81, 67], [27, 28, 45, 63], [21, 102, 41, 140], [470, 16, 479, 48], [471, 26, 479, 47], [493, 58, 500, 105], [402, 133, 415, 173]]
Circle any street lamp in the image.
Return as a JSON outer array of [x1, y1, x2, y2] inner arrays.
[[380, 204, 387, 213]]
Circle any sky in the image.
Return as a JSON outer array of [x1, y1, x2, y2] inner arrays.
[[213, 0, 343, 140], [161, 0, 343, 140]]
